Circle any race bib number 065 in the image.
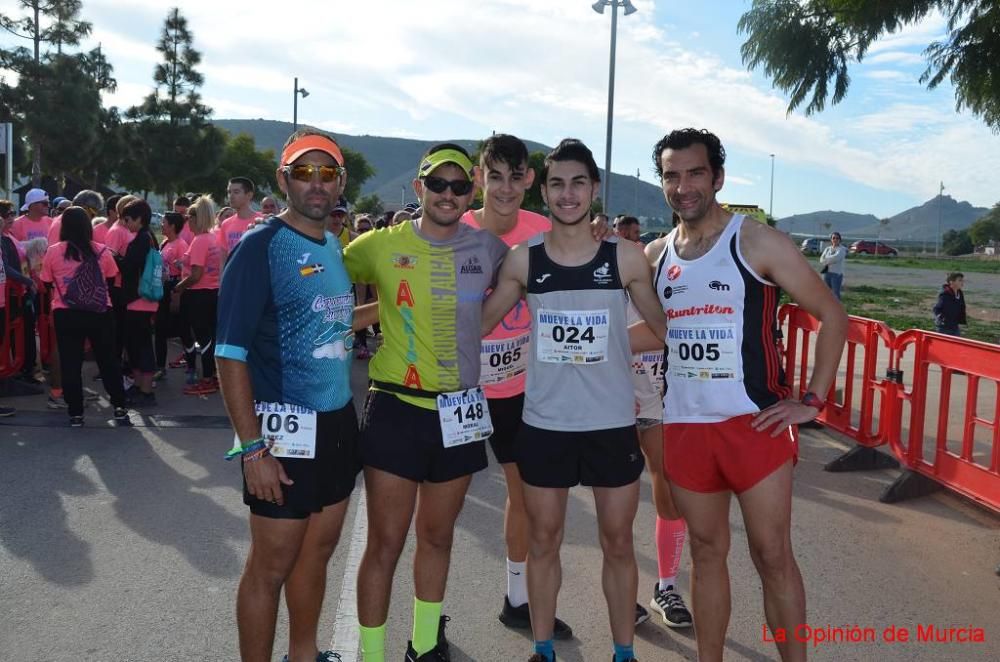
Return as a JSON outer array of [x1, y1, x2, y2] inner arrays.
[[536, 308, 610, 364], [480, 332, 530, 386]]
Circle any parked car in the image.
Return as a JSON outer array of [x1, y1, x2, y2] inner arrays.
[[849, 240, 898, 256], [800, 237, 822, 255]]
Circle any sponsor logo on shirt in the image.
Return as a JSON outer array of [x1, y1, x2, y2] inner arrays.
[[593, 262, 612, 285], [460, 255, 483, 274], [297, 252, 311, 265], [662, 285, 688, 299], [299, 264, 325, 277], [392, 253, 418, 269], [708, 280, 731, 291], [535, 273, 551, 284], [666, 304, 735, 320], [667, 265, 682, 281]]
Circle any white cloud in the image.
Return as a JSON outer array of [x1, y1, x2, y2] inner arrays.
[[867, 51, 925, 66], [727, 176, 755, 186]]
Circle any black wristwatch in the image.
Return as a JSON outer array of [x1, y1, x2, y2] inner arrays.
[[801, 392, 826, 413]]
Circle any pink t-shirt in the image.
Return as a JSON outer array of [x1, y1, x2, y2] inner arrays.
[[11, 215, 53, 244], [179, 225, 194, 245], [47, 214, 63, 246], [461, 209, 550, 398], [103, 222, 135, 255], [184, 233, 221, 290], [92, 222, 114, 244], [216, 215, 256, 252], [161, 237, 189, 279], [40, 241, 118, 311]]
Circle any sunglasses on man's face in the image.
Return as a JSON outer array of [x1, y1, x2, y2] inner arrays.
[[283, 164, 345, 183], [421, 175, 474, 196]]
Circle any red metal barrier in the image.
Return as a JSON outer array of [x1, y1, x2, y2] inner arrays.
[[883, 330, 1000, 513], [780, 304, 895, 447], [1, 281, 26, 378]]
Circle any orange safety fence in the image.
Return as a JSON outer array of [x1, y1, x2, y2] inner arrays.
[[779, 304, 896, 448], [1, 281, 26, 378], [884, 330, 1000, 513], [779, 304, 1000, 514]]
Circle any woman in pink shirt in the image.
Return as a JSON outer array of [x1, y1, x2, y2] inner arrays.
[[172, 195, 222, 396], [40, 207, 130, 427], [154, 212, 192, 377]]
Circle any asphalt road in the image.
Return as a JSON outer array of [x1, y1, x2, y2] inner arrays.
[[2, 359, 999, 662]]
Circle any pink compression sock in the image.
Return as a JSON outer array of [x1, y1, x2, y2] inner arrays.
[[656, 516, 687, 587]]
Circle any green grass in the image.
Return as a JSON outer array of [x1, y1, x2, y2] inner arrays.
[[846, 255, 1000, 274]]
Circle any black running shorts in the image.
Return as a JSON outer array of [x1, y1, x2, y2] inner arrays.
[[360, 389, 488, 483], [514, 422, 644, 488], [243, 403, 361, 519], [487, 393, 525, 465]]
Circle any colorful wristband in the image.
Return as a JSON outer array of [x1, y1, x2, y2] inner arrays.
[[224, 437, 267, 461]]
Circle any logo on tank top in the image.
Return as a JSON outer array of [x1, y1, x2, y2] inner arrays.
[[460, 255, 483, 274], [662, 285, 688, 299], [535, 273, 552, 284], [392, 253, 418, 269], [666, 264, 682, 281], [708, 280, 731, 291], [593, 262, 612, 285]]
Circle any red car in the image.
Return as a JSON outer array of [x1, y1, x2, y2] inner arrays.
[[850, 240, 898, 256]]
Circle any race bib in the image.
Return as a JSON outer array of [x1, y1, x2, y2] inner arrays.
[[436, 387, 494, 448], [665, 323, 739, 381], [480, 333, 530, 386], [635, 350, 666, 396], [232, 401, 318, 459], [536, 308, 610, 364]]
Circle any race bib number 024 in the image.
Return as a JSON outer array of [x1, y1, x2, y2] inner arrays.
[[536, 308, 610, 364], [480, 332, 530, 386], [665, 323, 739, 381], [231, 401, 318, 459], [436, 387, 494, 448]]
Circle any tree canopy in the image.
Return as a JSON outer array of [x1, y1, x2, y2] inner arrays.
[[739, 0, 1000, 131], [968, 204, 1000, 245]]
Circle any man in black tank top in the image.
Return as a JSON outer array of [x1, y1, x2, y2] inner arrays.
[[482, 139, 667, 662], [633, 129, 847, 662]]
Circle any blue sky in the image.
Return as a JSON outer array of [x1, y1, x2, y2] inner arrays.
[[4, 0, 999, 218]]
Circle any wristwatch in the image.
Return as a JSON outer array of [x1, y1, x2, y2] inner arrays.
[[801, 392, 826, 412]]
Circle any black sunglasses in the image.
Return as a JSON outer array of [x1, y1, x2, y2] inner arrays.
[[421, 175, 474, 196]]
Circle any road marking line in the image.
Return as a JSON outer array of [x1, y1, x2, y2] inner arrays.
[[328, 487, 367, 661]]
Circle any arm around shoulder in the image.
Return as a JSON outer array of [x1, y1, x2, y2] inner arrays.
[[481, 243, 528, 336]]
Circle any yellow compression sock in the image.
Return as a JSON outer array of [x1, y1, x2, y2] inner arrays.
[[411, 597, 443, 655], [359, 622, 386, 662]]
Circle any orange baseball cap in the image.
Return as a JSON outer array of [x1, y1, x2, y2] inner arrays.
[[281, 134, 345, 167]]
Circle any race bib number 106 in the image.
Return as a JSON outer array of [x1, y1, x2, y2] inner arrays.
[[231, 401, 318, 459]]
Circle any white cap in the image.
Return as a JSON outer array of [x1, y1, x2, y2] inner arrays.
[[20, 188, 49, 212]]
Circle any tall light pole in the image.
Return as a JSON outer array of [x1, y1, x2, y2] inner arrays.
[[936, 181, 945, 256], [634, 167, 640, 215], [293, 77, 310, 131], [768, 153, 775, 222], [592, 0, 637, 214]]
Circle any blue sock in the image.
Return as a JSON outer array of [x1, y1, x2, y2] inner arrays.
[[614, 642, 635, 662], [534, 639, 554, 661]]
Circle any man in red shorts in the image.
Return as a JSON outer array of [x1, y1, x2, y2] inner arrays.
[[634, 128, 846, 662]]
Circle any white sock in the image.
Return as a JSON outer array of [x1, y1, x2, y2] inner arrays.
[[659, 577, 676, 592], [507, 559, 528, 607]]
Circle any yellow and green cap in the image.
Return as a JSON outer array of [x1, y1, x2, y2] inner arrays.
[[417, 148, 474, 179]]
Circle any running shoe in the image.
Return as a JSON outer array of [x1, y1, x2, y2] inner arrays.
[[168, 356, 187, 369], [499, 596, 573, 639], [183, 378, 218, 395], [69, 415, 84, 427], [153, 369, 167, 382], [113, 407, 132, 427], [281, 651, 342, 662], [404, 642, 449, 662], [0, 406, 15, 418], [47, 395, 68, 409], [649, 584, 693, 628], [17, 372, 43, 385], [635, 603, 650, 626], [528, 654, 555, 662]]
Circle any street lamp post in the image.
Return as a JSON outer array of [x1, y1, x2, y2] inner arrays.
[[592, 0, 637, 214], [293, 77, 310, 132], [769, 153, 775, 221], [634, 167, 640, 215], [936, 181, 945, 256]]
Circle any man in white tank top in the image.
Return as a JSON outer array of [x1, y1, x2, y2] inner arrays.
[[483, 139, 668, 662], [632, 129, 847, 662]]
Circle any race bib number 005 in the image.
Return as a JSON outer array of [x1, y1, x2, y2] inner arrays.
[[436, 387, 494, 448], [536, 308, 610, 364], [665, 323, 739, 381], [231, 401, 318, 459], [480, 332, 530, 386]]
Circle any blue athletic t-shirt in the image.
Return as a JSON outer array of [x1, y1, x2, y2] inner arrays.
[[216, 218, 354, 412]]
